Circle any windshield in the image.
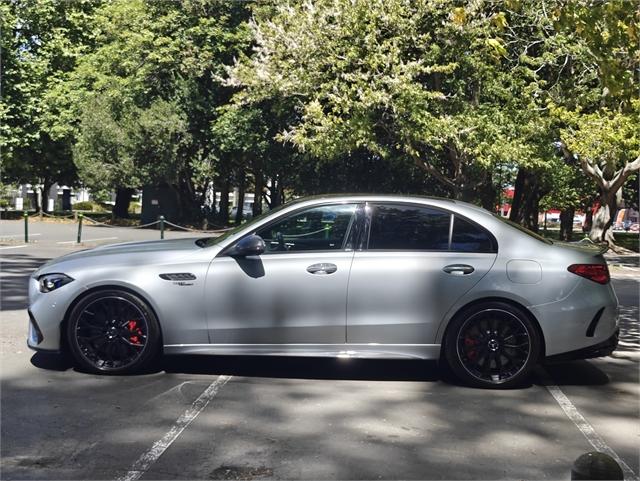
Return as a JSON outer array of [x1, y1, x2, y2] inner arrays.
[[493, 214, 553, 245], [196, 203, 290, 248]]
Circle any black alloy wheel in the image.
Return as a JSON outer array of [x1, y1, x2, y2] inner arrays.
[[67, 290, 160, 374], [444, 302, 540, 388]]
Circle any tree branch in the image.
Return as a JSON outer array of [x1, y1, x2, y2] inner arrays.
[[579, 155, 606, 191], [411, 153, 456, 190], [609, 155, 640, 194]]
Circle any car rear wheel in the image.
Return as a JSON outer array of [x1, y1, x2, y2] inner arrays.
[[444, 302, 540, 388], [66, 290, 161, 374]]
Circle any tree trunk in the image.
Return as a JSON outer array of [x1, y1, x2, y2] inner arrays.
[[509, 168, 541, 232], [589, 193, 617, 245], [269, 178, 281, 208], [31, 190, 40, 213], [175, 177, 201, 223], [576, 152, 640, 246], [474, 175, 496, 211], [113, 188, 134, 218], [41, 179, 52, 213], [210, 187, 217, 217], [218, 179, 230, 226], [559, 208, 575, 242], [235, 172, 246, 225], [253, 169, 264, 216]]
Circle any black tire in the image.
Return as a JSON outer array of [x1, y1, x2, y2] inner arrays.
[[444, 301, 541, 388], [66, 289, 161, 374]]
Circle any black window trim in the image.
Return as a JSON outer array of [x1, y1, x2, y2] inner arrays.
[[363, 201, 498, 253], [220, 201, 364, 257]]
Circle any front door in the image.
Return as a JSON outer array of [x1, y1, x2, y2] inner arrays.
[[206, 203, 360, 345]]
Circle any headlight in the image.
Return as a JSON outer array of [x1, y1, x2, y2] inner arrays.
[[38, 273, 74, 293]]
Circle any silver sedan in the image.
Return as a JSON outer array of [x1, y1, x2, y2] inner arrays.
[[28, 195, 619, 387]]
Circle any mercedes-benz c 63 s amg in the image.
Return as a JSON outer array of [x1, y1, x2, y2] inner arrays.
[[28, 195, 619, 387]]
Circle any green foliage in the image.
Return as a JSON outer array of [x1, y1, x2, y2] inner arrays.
[[72, 200, 96, 211], [2, 0, 637, 231], [560, 105, 639, 183], [56, 0, 253, 219], [227, 0, 563, 203], [1, 0, 100, 186]]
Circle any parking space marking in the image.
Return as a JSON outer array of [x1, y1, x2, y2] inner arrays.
[[543, 374, 638, 481], [117, 375, 232, 481], [0, 244, 29, 250], [57, 237, 118, 244], [0, 233, 41, 238]]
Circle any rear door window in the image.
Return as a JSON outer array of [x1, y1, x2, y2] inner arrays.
[[368, 204, 450, 250]]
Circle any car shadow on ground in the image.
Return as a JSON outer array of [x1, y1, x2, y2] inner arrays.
[[30, 351, 445, 382], [163, 355, 446, 382], [31, 350, 617, 390], [537, 360, 611, 386]]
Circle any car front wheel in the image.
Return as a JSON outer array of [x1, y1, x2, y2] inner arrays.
[[444, 302, 541, 388], [66, 290, 161, 374]]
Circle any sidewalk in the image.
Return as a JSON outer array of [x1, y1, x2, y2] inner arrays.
[[604, 252, 640, 279]]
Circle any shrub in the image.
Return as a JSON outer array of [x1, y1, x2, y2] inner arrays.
[[72, 201, 95, 211]]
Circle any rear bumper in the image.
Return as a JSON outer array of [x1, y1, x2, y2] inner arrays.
[[545, 329, 619, 362]]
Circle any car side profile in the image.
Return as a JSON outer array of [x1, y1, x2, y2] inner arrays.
[[28, 195, 619, 388]]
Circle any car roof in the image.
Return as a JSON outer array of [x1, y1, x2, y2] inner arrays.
[[283, 194, 494, 219]]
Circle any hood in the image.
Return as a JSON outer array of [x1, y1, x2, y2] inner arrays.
[[91, 237, 202, 254], [34, 237, 205, 276]]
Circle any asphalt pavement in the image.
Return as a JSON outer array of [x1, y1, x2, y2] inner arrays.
[[1, 221, 638, 480]]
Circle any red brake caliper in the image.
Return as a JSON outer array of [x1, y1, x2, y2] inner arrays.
[[127, 320, 143, 345], [464, 336, 478, 360]]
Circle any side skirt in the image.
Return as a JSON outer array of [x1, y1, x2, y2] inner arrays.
[[163, 343, 441, 360]]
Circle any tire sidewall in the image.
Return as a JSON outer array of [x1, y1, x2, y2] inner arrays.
[[66, 289, 161, 375], [444, 301, 541, 389]]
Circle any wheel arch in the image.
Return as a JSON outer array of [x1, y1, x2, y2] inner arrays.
[[438, 296, 546, 360], [60, 284, 164, 355]]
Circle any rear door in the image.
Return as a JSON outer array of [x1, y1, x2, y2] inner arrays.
[[346, 203, 498, 344]]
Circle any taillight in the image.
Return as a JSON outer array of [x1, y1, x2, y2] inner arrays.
[[567, 264, 610, 284]]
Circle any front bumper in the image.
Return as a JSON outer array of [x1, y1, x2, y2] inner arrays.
[[27, 309, 60, 353], [28, 275, 85, 352], [545, 329, 619, 362]]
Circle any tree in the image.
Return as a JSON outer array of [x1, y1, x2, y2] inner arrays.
[[57, 0, 252, 220], [1, 0, 100, 211], [73, 97, 189, 217], [548, 1, 639, 245], [539, 150, 597, 241], [227, 0, 562, 217], [559, 106, 639, 244]]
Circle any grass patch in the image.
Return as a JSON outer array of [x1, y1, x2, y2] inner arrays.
[[613, 232, 639, 253], [540, 228, 638, 253]]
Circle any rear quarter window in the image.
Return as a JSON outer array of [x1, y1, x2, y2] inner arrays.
[[451, 216, 497, 253]]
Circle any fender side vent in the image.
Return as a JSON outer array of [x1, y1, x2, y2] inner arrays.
[[159, 273, 196, 281], [586, 307, 605, 337]]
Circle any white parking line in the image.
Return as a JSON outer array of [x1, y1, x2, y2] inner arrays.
[[116, 375, 231, 481], [0, 233, 41, 238], [57, 237, 118, 244], [542, 372, 638, 480], [0, 244, 29, 250]]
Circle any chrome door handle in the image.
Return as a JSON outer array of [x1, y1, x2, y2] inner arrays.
[[442, 264, 475, 275], [307, 263, 338, 275]]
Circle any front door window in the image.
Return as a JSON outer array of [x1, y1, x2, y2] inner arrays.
[[256, 204, 357, 253]]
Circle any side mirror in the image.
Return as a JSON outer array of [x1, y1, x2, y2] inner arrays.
[[229, 234, 266, 257]]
